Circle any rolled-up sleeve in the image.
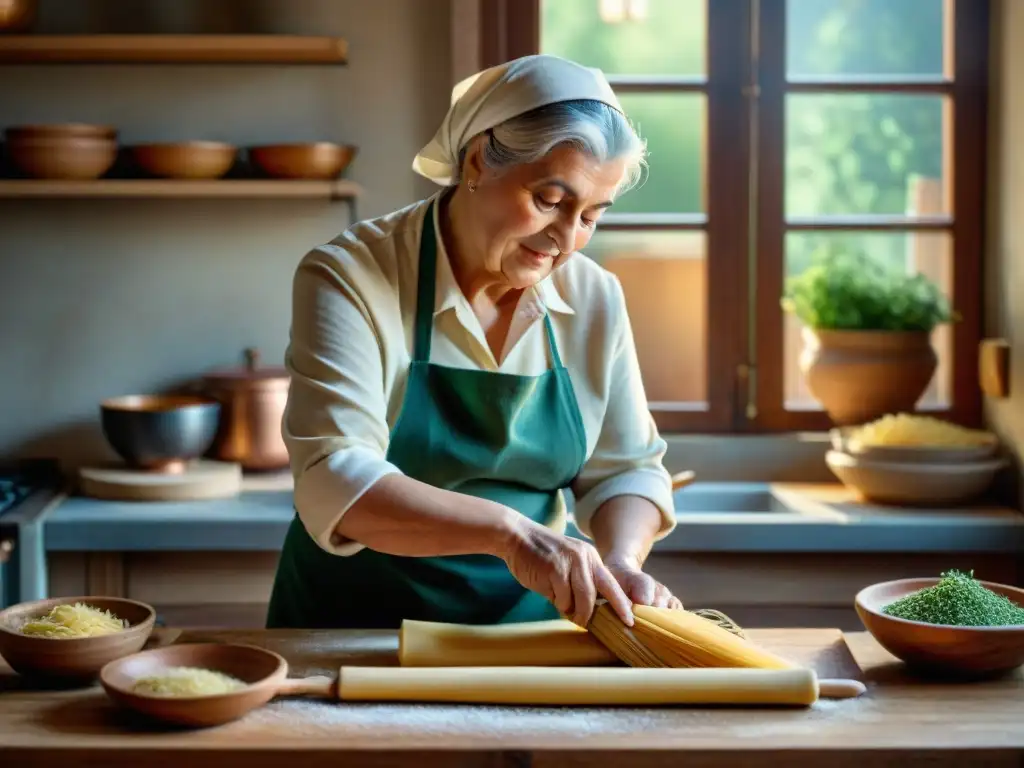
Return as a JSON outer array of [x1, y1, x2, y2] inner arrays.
[[570, 275, 676, 541], [284, 246, 402, 556]]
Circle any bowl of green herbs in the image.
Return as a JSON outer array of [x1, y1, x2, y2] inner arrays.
[[855, 570, 1024, 677]]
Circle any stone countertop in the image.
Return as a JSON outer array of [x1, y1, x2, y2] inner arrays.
[[34, 480, 1024, 554]]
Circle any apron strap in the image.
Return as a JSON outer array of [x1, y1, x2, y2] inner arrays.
[[543, 314, 564, 370], [413, 201, 439, 363], [415, 199, 566, 372]]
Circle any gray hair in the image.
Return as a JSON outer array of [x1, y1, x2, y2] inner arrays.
[[456, 99, 647, 194]]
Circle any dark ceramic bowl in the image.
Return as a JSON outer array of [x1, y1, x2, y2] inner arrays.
[[100, 394, 221, 472]]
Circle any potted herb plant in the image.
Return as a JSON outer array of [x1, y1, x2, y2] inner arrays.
[[781, 253, 956, 426]]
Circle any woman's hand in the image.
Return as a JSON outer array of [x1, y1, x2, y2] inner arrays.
[[603, 553, 683, 610], [499, 517, 635, 628]]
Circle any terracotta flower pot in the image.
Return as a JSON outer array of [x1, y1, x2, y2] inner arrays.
[[799, 327, 938, 426]]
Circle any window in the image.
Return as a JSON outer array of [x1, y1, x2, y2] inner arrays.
[[479, 0, 988, 433]]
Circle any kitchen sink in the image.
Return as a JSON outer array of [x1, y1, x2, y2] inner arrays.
[[672, 482, 787, 514], [564, 481, 790, 518]]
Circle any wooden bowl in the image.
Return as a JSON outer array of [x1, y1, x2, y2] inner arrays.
[[830, 427, 999, 464], [855, 578, 1024, 677], [100, 394, 221, 473], [0, 0, 37, 33], [249, 142, 356, 180], [5, 123, 118, 141], [0, 596, 156, 684], [101, 642, 288, 728], [825, 450, 1007, 506], [131, 141, 237, 180], [4, 135, 117, 180]]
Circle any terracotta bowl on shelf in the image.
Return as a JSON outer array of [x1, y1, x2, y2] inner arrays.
[[0, 0, 37, 32], [249, 142, 356, 180], [825, 449, 1006, 507], [4, 129, 118, 180], [855, 578, 1024, 678], [101, 642, 289, 728], [0, 596, 156, 685], [5, 123, 118, 141], [130, 141, 237, 180], [100, 394, 222, 473]]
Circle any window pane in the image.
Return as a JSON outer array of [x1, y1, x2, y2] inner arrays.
[[783, 231, 952, 411], [584, 230, 707, 404], [786, 0, 945, 78], [540, 0, 706, 77], [786, 94, 947, 217], [614, 93, 705, 214]]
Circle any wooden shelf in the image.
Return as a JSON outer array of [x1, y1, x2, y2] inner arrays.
[[0, 35, 348, 65], [0, 179, 362, 199]]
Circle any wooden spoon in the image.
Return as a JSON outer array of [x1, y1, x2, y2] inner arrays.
[[672, 470, 696, 490]]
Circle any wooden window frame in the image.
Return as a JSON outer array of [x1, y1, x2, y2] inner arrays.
[[477, 0, 988, 434]]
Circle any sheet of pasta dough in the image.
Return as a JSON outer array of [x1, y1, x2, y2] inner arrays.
[[399, 618, 618, 667]]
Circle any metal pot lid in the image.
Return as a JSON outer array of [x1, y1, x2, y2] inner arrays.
[[203, 348, 289, 387]]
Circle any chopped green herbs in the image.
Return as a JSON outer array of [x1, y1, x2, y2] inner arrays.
[[882, 570, 1024, 627]]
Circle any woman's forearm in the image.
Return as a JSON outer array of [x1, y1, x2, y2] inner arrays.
[[589, 495, 665, 566], [333, 474, 521, 558]]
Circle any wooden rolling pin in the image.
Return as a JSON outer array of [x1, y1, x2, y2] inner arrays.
[[279, 666, 865, 707]]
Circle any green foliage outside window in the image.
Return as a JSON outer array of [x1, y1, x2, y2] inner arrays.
[[541, 0, 946, 279]]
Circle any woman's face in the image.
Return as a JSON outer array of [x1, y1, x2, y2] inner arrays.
[[461, 142, 627, 290]]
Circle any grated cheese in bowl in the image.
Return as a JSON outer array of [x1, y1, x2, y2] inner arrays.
[[16, 602, 128, 638], [131, 666, 248, 697]]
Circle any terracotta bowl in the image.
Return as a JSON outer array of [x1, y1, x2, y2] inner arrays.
[[830, 427, 1000, 464], [4, 134, 117, 180], [131, 141, 237, 180], [0, 596, 156, 684], [5, 123, 118, 141], [0, 0, 37, 33], [249, 142, 356, 180], [100, 394, 221, 473], [826, 450, 1007, 506], [855, 578, 1024, 678], [101, 642, 288, 728]]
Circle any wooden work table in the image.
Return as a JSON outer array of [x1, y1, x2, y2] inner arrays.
[[2, 626, 1024, 767]]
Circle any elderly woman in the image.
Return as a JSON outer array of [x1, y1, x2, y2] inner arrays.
[[266, 54, 681, 631]]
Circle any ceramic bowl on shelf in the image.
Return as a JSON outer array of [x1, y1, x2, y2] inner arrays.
[[5, 123, 118, 141], [4, 125, 118, 180], [0, 0, 36, 32], [249, 142, 356, 180], [855, 578, 1024, 677], [130, 141, 237, 180], [100, 394, 221, 473], [829, 426, 1000, 464], [825, 449, 1007, 506], [0, 596, 156, 684]]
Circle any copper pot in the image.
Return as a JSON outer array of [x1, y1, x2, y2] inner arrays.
[[202, 348, 290, 471]]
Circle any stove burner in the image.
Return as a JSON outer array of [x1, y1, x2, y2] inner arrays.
[[0, 478, 31, 516], [0, 459, 61, 517]]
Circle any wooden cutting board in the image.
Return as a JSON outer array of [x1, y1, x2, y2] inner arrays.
[[152, 627, 865, 681], [77, 460, 242, 501]]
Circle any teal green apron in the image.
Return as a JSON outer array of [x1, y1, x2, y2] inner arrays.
[[266, 199, 589, 629]]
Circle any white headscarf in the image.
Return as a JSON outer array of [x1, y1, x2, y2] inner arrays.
[[412, 54, 623, 187]]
